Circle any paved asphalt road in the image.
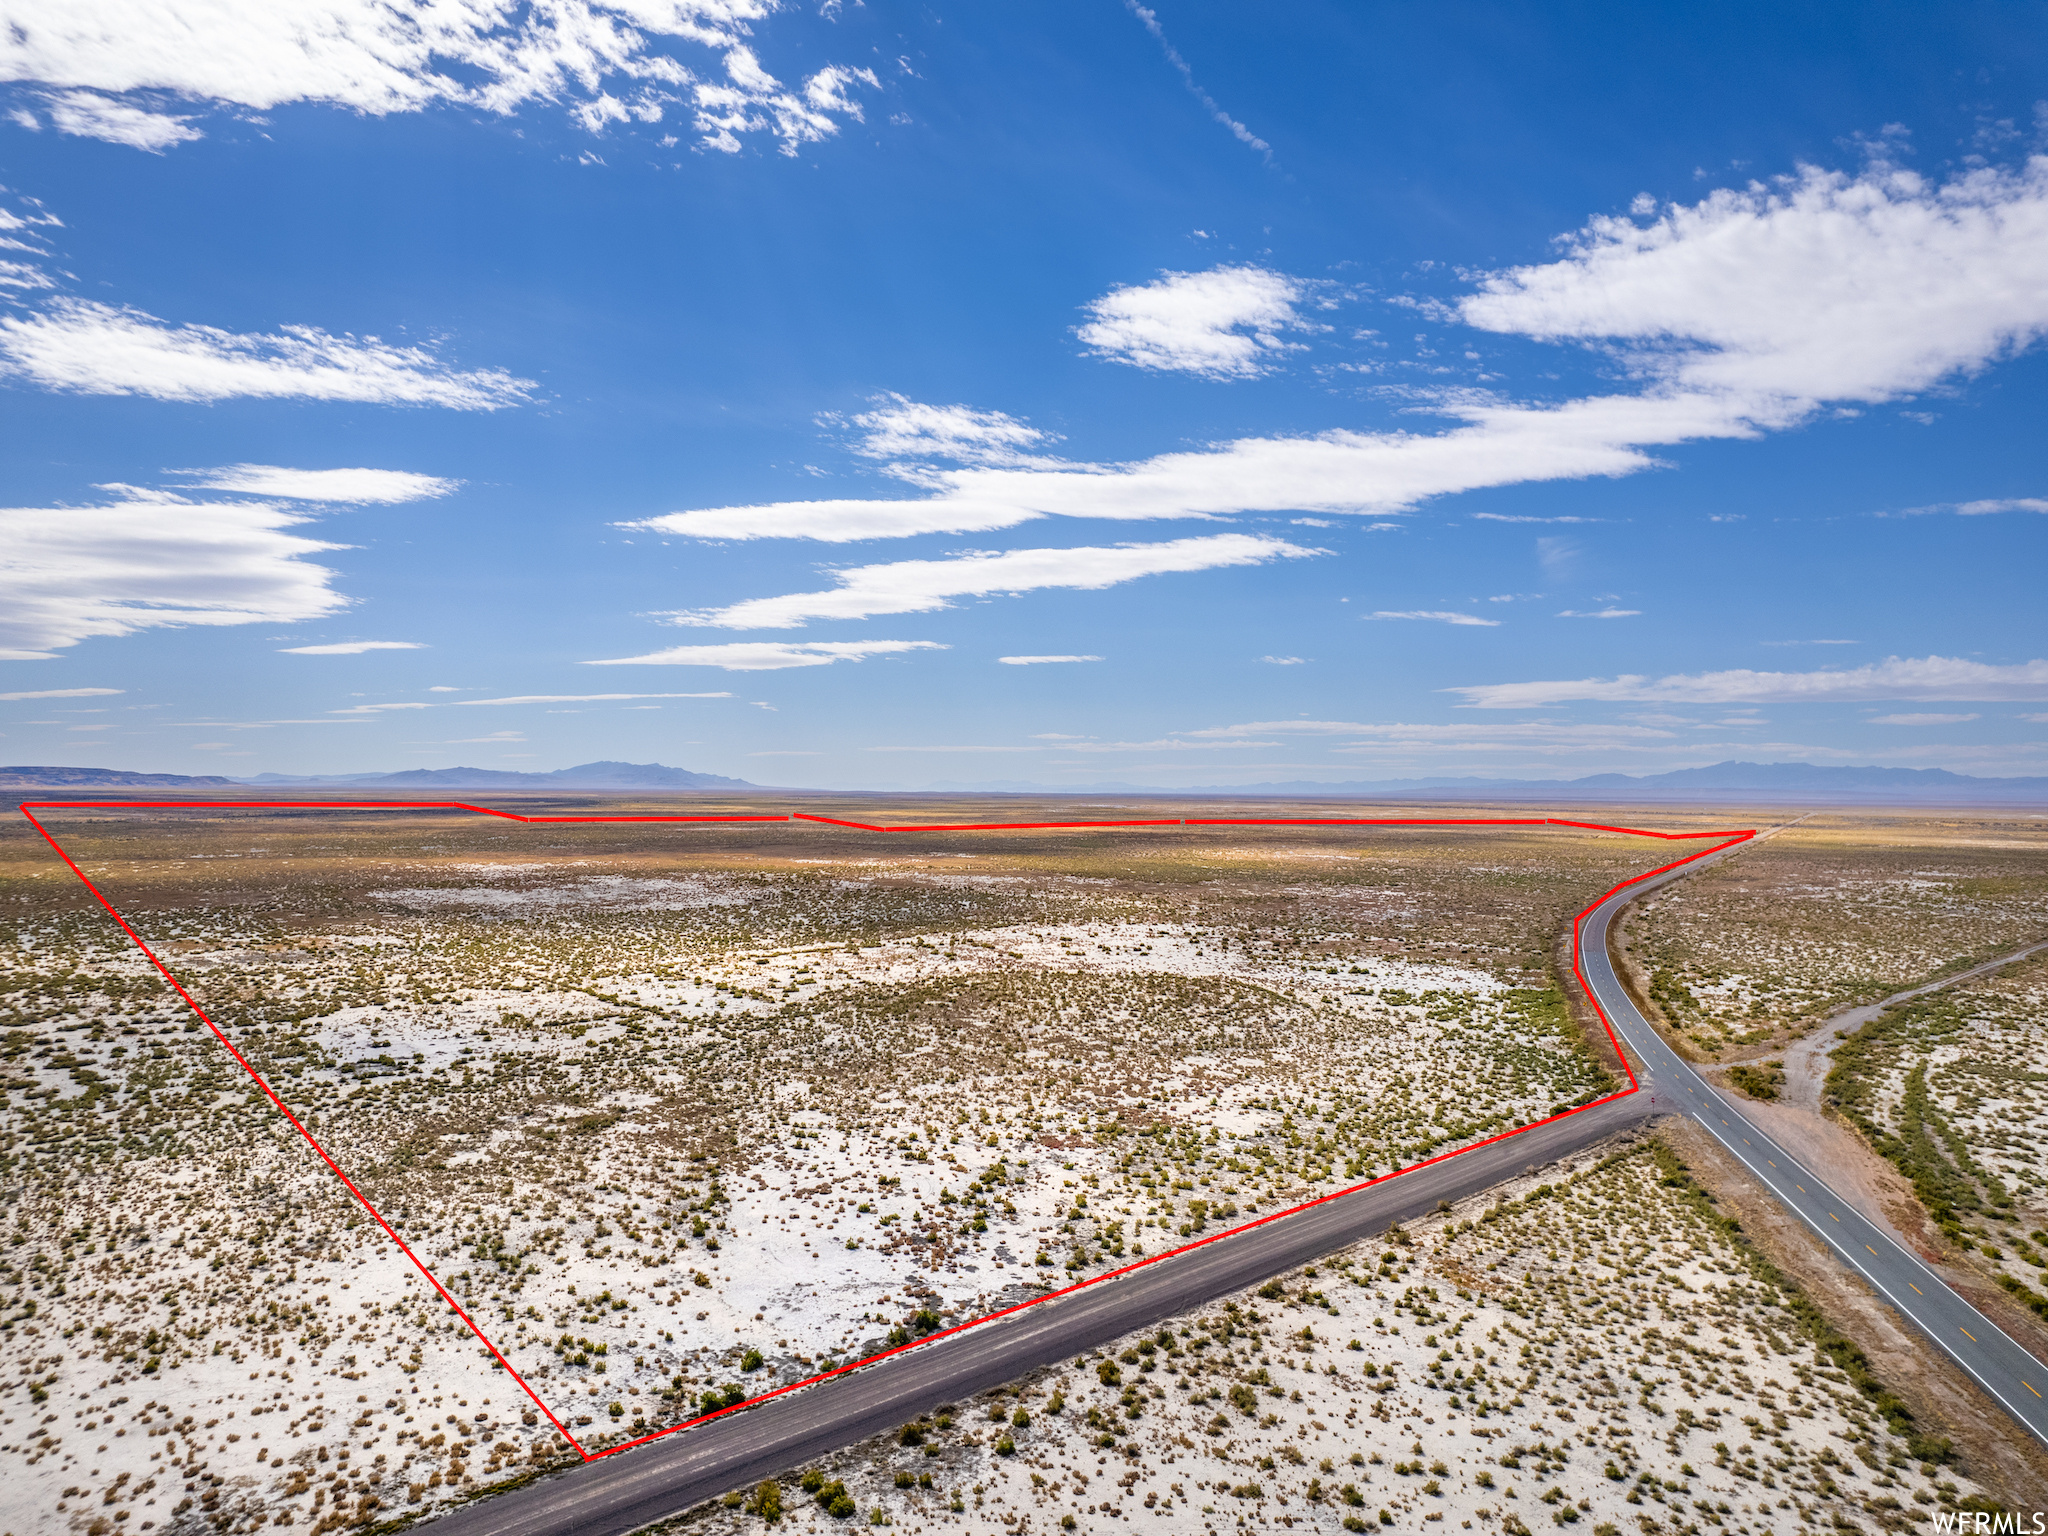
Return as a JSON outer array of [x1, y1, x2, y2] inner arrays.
[[1577, 857, 2048, 1450], [427, 849, 2046, 1536]]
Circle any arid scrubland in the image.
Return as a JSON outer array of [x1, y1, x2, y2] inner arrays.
[[4, 796, 2010, 1536], [1825, 948, 2048, 1326], [680, 1139, 1994, 1536], [1616, 814, 2048, 1055], [0, 799, 1696, 1534]]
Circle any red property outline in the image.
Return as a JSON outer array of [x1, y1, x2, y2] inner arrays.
[[17, 799, 1752, 1464]]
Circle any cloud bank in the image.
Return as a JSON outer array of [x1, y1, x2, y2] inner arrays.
[[0, 489, 348, 659], [0, 465, 457, 659]]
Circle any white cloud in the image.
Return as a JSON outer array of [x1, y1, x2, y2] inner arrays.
[[1885, 496, 2048, 517], [0, 298, 533, 407], [0, 686, 123, 701], [1364, 610, 1501, 626], [1557, 607, 1640, 619], [1460, 159, 2048, 410], [670, 533, 1319, 629], [172, 464, 459, 503], [1259, 655, 1304, 665], [997, 654, 1101, 665], [1447, 655, 2048, 709], [1077, 265, 1314, 379], [584, 639, 947, 670], [0, 488, 347, 659], [278, 640, 426, 654], [846, 394, 1056, 469], [635, 157, 2048, 545], [1868, 712, 1980, 725], [0, 0, 876, 156], [457, 692, 733, 704], [39, 89, 200, 150]]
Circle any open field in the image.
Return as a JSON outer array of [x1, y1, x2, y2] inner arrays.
[[1824, 949, 2048, 1321], [1615, 813, 2048, 1056], [672, 1135, 1998, 1536], [0, 794, 2028, 1535]]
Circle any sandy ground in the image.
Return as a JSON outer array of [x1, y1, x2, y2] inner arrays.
[[2, 902, 1608, 1536], [658, 1134, 1999, 1536]]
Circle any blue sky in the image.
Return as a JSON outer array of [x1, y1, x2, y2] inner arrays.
[[2, 0, 2046, 788]]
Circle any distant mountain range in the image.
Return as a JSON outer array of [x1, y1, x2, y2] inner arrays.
[[0, 760, 754, 791], [244, 760, 756, 790], [0, 766, 238, 789], [4, 759, 2045, 803]]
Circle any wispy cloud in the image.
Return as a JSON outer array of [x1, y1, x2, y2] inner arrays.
[[1124, 2, 1271, 162], [1881, 496, 2048, 517], [844, 395, 1056, 470], [279, 640, 426, 655], [668, 533, 1319, 629], [1867, 712, 1980, 725], [0, 298, 533, 407], [1077, 265, 1316, 379], [457, 692, 733, 705], [997, 654, 1102, 665], [0, 687, 123, 702], [171, 465, 460, 503], [1557, 607, 1640, 619], [1365, 610, 1501, 626], [1471, 513, 1603, 524], [1184, 717, 1679, 753], [584, 640, 948, 671], [1260, 655, 1305, 665], [1448, 655, 2048, 709]]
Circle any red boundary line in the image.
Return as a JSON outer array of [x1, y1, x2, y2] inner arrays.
[[15, 798, 1753, 1465]]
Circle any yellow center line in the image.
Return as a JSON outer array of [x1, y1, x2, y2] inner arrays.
[[1767, 1160, 1777, 1169], [2026, 1381, 2042, 1399], [1866, 1245, 1877, 1256], [1829, 1213, 1840, 1223], [1909, 1283, 1923, 1296], [1796, 1185, 1806, 1193], [1960, 1327, 1977, 1343]]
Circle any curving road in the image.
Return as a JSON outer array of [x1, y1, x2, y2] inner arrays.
[[425, 850, 2047, 1536], [1576, 856, 2048, 1449]]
